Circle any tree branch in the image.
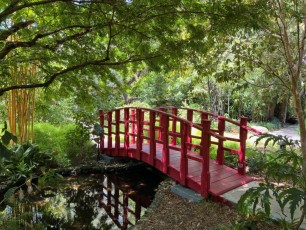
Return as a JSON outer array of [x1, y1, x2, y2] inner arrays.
[[0, 54, 161, 96], [0, 20, 36, 40]]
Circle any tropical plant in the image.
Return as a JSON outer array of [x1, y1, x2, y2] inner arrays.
[[0, 121, 17, 158], [0, 143, 56, 182], [237, 134, 305, 229]]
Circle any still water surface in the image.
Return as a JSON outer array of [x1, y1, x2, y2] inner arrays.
[[1, 166, 163, 229]]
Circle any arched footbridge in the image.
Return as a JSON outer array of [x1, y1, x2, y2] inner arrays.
[[98, 106, 261, 199]]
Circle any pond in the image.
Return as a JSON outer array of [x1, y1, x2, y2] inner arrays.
[[0, 166, 163, 229]]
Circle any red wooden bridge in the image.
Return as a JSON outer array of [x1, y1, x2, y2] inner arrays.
[[98, 106, 260, 199]]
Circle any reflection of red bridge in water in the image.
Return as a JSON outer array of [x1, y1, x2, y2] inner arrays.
[[99, 172, 156, 229], [99, 106, 261, 199]]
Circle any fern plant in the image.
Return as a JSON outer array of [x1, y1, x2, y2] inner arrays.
[[238, 134, 305, 230]]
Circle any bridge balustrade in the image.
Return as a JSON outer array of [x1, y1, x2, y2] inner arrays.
[[156, 106, 261, 175], [99, 107, 225, 197], [98, 107, 258, 198]]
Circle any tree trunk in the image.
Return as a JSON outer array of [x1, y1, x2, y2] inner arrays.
[[291, 76, 306, 174], [266, 101, 276, 121], [275, 97, 289, 124]]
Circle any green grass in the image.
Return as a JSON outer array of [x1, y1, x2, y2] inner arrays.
[[34, 122, 95, 166], [34, 122, 76, 166]]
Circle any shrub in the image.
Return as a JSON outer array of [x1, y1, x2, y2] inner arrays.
[[237, 134, 305, 229], [64, 124, 96, 165], [34, 123, 73, 166], [34, 122, 96, 166]]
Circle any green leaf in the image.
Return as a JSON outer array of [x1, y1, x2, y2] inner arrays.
[[0, 143, 11, 158], [3, 187, 18, 202], [279, 188, 305, 221], [1, 131, 12, 145]]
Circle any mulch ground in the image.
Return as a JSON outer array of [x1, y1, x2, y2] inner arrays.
[[132, 179, 281, 230]]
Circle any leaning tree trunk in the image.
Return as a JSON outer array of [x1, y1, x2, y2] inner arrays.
[[292, 78, 306, 175]]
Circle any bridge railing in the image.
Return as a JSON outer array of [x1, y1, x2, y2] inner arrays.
[[156, 106, 261, 175], [99, 107, 226, 197]]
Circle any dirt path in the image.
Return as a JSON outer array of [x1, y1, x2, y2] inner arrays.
[[270, 124, 300, 141]]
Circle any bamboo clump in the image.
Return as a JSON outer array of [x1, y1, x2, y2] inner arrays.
[[7, 65, 36, 144]]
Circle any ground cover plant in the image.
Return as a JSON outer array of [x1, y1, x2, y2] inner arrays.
[[238, 134, 305, 229]]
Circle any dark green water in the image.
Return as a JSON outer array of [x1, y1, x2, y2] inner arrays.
[[0, 167, 163, 229]]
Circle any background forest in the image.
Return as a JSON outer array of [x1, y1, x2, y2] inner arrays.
[[0, 0, 304, 167], [0, 0, 305, 229]]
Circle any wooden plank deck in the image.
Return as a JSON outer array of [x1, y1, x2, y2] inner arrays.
[[102, 141, 253, 197]]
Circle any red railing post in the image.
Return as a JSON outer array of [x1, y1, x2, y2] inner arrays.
[[135, 199, 141, 221], [149, 111, 156, 166], [114, 186, 119, 219], [131, 109, 136, 144], [162, 114, 169, 174], [115, 109, 120, 156], [238, 117, 248, 175], [186, 109, 193, 150], [124, 108, 129, 157], [99, 110, 104, 152], [123, 193, 129, 230], [180, 122, 187, 186], [171, 107, 178, 145], [107, 111, 112, 155], [158, 108, 165, 141], [216, 116, 225, 165], [201, 119, 211, 198], [136, 108, 143, 160]]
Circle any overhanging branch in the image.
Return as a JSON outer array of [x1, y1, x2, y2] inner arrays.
[[0, 54, 161, 96]]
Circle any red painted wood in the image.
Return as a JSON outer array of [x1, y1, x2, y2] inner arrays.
[[201, 119, 211, 198], [171, 107, 178, 145], [186, 109, 193, 150], [238, 117, 248, 175], [162, 115, 169, 174], [216, 117, 225, 165], [180, 123, 187, 185], [136, 109, 142, 160], [157, 108, 165, 141], [124, 108, 129, 157], [107, 111, 112, 155], [99, 110, 104, 151], [100, 107, 254, 199], [131, 109, 136, 144], [149, 111, 156, 166], [115, 110, 120, 156]]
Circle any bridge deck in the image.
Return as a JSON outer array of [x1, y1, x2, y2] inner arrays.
[[104, 142, 253, 197]]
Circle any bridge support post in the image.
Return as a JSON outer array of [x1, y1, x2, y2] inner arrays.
[[123, 193, 129, 230], [131, 109, 136, 144], [238, 117, 248, 175], [158, 108, 165, 141], [136, 108, 143, 160], [107, 111, 112, 156], [180, 123, 187, 186], [171, 107, 178, 145], [162, 115, 169, 174], [99, 110, 105, 154], [201, 119, 211, 198], [149, 111, 156, 166], [124, 108, 130, 157], [216, 117, 225, 165], [115, 110, 120, 156], [186, 109, 193, 150]]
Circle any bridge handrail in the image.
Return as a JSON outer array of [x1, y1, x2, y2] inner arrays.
[[99, 106, 216, 197], [98, 106, 255, 196], [156, 106, 253, 128], [155, 106, 261, 175], [102, 106, 228, 140]]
